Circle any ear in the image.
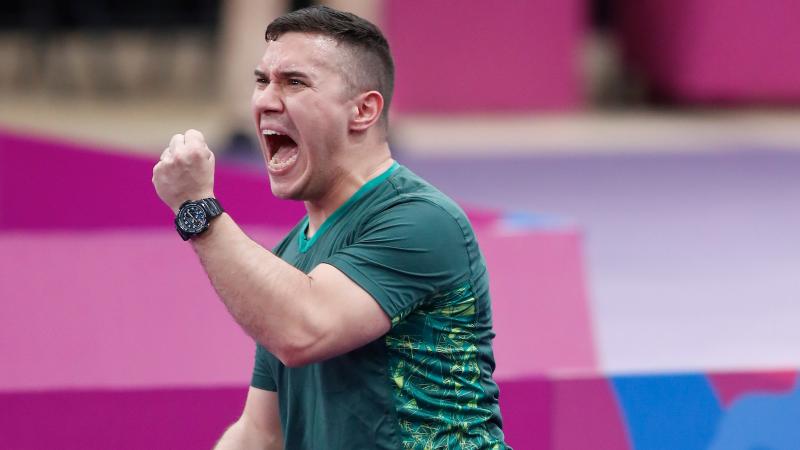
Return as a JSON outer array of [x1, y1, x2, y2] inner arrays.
[[349, 91, 384, 132]]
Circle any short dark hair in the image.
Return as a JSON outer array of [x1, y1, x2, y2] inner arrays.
[[265, 5, 395, 123]]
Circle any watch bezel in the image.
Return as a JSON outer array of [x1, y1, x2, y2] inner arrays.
[[176, 202, 208, 233], [174, 198, 223, 241], [175, 200, 210, 240]]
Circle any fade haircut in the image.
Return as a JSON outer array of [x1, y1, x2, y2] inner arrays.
[[265, 5, 395, 125]]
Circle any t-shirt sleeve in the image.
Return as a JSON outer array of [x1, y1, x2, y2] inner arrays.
[[250, 344, 277, 391], [324, 200, 472, 325]]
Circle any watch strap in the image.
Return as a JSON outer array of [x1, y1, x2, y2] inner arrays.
[[177, 225, 192, 241], [200, 197, 224, 217]]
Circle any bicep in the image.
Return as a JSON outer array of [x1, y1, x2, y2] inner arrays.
[[298, 202, 468, 365], [304, 263, 391, 361]]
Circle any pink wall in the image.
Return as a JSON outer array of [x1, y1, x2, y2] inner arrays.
[[386, 0, 585, 113], [617, 0, 800, 102]]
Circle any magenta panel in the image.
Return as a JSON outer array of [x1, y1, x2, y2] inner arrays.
[[708, 370, 799, 408], [385, 0, 584, 113], [617, 0, 800, 103], [497, 377, 552, 450], [0, 387, 245, 450], [552, 376, 632, 450], [0, 131, 305, 230]]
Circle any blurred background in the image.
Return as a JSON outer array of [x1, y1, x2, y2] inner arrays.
[[2, 0, 800, 449]]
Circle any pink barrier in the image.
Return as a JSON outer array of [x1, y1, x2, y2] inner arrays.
[[1, 132, 597, 447], [617, 0, 800, 103], [481, 227, 596, 377], [7, 371, 798, 450], [0, 225, 596, 390], [385, 0, 585, 113], [1, 225, 594, 447], [0, 229, 284, 390], [2, 380, 552, 450]]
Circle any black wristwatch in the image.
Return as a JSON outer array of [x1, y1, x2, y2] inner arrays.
[[174, 198, 224, 241]]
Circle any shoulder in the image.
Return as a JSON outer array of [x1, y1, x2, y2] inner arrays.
[[353, 173, 476, 272], [375, 165, 473, 237]]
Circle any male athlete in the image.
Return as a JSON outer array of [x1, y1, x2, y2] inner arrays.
[[152, 6, 509, 449]]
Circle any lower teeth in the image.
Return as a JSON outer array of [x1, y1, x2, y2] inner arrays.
[[270, 154, 297, 169]]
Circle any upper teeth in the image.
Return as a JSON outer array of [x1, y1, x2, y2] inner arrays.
[[263, 129, 284, 136]]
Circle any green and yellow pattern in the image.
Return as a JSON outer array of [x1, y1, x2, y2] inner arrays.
[[386, 284, 506, 450]]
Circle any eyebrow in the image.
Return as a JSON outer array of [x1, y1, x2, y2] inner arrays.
[[254, 69, 311, 80]]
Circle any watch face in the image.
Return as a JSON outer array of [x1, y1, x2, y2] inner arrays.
[[177, 203, 207, 233]]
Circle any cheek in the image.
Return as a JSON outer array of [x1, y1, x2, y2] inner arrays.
[[250, 91, 261, 117], [289, 99, 337, 133]]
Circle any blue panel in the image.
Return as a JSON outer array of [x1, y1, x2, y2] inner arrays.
[[611, 374, 722, 450], [500, 211, 571, 230], [708, 381, 800, 450]]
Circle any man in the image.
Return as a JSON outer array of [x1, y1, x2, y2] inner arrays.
[[152, 6, 509, 449]]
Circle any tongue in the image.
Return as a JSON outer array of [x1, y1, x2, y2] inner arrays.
[[271, 137, 298, 163]]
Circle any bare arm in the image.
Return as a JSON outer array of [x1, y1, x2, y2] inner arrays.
[[191, 213, 390, 366], [152, 129, 391, 367], [215, 387, 283, 450]]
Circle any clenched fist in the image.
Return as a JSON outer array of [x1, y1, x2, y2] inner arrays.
[[152, 129, 216, 214]]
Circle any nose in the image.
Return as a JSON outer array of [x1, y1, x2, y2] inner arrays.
[[252, 82, 284, 114]]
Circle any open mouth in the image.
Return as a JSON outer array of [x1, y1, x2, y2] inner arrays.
[[263, 129, 299, 172]]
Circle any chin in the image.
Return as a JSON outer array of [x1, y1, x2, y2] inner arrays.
[[268, 178, 306, 201], [268, 181, 292, 199]]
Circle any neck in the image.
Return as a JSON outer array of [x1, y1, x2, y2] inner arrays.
[[305, 143, 393, 236]]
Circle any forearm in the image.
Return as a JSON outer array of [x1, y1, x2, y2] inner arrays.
[[215, 417, 282, 450], [191, 213, 321, 365]]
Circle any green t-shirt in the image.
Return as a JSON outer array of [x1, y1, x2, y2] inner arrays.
[[252, 163, 509, 450]]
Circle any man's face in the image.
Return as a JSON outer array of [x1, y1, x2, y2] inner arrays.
[[251, 32, 356, 201]]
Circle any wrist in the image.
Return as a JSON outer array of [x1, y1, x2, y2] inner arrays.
[[171, 192, 216, 215], [174, 197, 224, 241]]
